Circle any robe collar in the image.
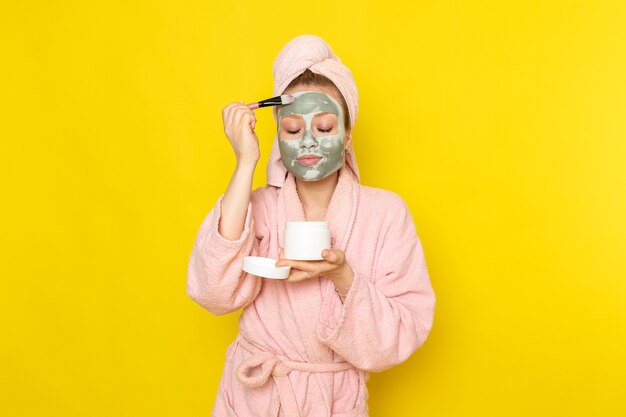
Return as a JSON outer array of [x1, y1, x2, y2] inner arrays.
[[272, 167, 360, 363], [275, 167, 360, 253]]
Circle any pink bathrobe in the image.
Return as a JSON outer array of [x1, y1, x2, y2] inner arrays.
[[187, 165, 436, 417]]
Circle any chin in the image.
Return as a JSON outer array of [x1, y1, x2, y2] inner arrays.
[[304, 171, 339, 182]]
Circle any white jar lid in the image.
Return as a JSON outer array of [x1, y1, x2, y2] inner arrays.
[[242, 256, 290, 279]]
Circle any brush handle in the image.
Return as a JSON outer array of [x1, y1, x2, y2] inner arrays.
[[258, 96, 284, 107], [247, 95, 283, 109]]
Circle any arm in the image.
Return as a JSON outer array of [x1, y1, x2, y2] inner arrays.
[[186, 102, 263, 315], [218, 102, 260, 240], [186, 193, 263, 316], [316, 197, 436, 372]]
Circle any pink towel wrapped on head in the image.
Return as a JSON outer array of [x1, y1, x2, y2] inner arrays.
[[187, 34, 436, 417], [272, 34, 359, 126], [268, 34, 360, 187]]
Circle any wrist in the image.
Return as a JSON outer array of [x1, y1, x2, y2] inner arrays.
[[331, 265, 354, 296], [235, 159, 258, 171]]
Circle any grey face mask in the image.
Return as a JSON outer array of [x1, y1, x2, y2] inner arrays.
[[277, 91, 346, 182]]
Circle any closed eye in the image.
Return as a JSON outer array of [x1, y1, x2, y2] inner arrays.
[[318, 128, 332, 133], [287, 129, 301, 134]]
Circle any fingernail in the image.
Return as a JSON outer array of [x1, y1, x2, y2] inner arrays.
[[322, 250, 329, 257]]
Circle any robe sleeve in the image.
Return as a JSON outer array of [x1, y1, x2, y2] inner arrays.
[[186, 194, 263, 316], [316, 196, 436, 372]]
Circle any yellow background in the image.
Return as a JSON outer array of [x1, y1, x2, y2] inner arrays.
[[2, 1, 625, 415]]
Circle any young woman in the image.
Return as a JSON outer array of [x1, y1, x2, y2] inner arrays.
[[187, 34, 436, 417]]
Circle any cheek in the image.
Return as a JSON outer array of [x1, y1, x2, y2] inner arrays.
[[279, 140, 300, 155], [319, 137, 345, 154]]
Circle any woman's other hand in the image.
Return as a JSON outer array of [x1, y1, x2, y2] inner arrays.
[[276, 247, 355, 295], [222, 102, 260, 165]]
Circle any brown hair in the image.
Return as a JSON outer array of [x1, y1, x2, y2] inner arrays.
[[284, 69, 351, 132]]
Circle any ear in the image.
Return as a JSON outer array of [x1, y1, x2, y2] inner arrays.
[[344, 130, 352, 150]]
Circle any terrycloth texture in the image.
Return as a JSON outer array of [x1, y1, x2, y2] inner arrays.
[[187, 168, 436, 417], [267, 34, 360, 187]]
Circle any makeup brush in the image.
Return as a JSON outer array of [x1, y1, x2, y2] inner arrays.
[[247, 94, 294, 109]]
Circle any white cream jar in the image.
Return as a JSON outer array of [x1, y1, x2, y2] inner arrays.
[[284, 221, 331, 260]]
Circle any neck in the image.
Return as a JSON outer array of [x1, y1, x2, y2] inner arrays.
[[295, 170, 340, 219]]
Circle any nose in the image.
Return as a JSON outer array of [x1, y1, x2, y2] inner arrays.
[[300, 130, 318, 149]]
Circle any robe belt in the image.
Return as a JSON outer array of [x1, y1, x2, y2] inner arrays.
[[235, 335, 354, 417]]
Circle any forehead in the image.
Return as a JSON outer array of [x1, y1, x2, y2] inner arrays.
[[278, 91, 342, 118]]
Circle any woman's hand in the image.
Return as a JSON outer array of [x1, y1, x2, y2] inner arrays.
[[275, 248, 355, 295], [222, 102, 260, 165]]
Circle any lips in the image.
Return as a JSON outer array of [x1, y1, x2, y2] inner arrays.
[[297, 155, 322, 166]]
